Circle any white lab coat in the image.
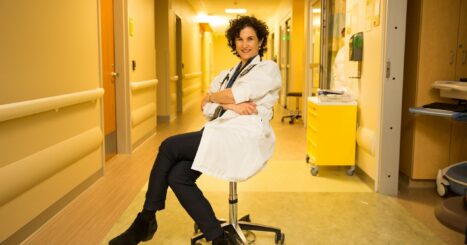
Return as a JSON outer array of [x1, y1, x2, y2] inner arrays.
[[191, 55, 282, 181], [333, 46, 347, 89]]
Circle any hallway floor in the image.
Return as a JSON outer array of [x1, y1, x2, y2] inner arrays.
[[24, 102, 463, 245]]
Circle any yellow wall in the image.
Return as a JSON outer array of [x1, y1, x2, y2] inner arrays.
[[269, 0, 292, 59], [290, 0, 306, 93], [128, 0, 157, 147], [155, 0, 202, 120], [345, 0, 386, 180], [155, 0, 172, 120], [0, 0, 103, 242], [212, 34, 239, 76], [201, 30, 213, 92], [128, 0, 156, 83], [172, 0, 203, 112]]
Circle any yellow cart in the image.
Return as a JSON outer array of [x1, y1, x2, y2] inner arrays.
[[306, 97, 357, 176]]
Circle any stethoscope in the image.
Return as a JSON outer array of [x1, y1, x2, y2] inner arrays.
[[219, 55, 261, 90]]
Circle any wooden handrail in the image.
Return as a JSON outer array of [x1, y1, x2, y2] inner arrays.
[[130, 79, 158, 92], [0, 88, 104, 122]]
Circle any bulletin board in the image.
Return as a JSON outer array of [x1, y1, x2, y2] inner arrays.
[[365, 0, 381, 31]]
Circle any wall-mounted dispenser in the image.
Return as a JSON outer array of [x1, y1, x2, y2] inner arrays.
[[349, 32, 363, 61]]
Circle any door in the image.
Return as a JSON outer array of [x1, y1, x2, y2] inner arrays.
[[100, 0, 118, 160]]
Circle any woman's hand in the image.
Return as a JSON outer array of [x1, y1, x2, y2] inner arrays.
[[223, 102, 257, 115]]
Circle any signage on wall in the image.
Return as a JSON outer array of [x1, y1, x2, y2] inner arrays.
[[129, 17, 135, 37]]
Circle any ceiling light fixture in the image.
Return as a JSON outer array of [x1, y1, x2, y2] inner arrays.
[[225, 8, 247, 14], [195, 13, 210, 23]]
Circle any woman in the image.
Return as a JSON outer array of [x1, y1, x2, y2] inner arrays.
[[110, 15, 281, 245]]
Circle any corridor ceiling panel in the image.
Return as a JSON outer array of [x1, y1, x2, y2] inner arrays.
[[187, 0, 285, 33]]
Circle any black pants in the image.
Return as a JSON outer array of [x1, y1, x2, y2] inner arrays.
[[143, 130, 222, 240]]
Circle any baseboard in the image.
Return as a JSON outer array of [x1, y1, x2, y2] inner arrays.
[[399, 172, 435, 189], [5, 170, 102, 245], [355, 166, 375, 191], [105, 131, 117, 160], [157, 115, 170, 123]]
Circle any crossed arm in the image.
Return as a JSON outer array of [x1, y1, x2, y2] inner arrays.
[[201, 88, 257, 115]]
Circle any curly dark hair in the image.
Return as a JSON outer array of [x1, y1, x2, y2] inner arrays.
[[225, 15, 269, 57]]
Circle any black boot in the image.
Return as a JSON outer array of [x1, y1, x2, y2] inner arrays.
[[109, 212, 157, 245]]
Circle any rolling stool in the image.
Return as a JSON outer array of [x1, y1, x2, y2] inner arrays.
[[281, 92, 302, 124], [190, 182, 285, 245]]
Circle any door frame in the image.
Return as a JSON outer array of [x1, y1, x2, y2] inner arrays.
[[112, 0, 132, 154], [304, 0, 322, 125], [303, 0, 408, 195], [377, 0, 407, 195]]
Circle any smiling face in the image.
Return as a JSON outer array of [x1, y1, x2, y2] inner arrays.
[[235, 26, 262, 64]]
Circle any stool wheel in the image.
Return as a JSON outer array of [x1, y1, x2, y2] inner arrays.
[[275, 232, 285, 244]]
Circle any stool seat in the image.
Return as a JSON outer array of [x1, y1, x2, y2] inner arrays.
[[191, 182, 285, 245]]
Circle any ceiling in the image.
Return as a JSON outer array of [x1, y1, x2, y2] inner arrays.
[[185, 0, 285, 33]]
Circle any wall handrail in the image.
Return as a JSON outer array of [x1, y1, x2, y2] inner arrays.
[[182, 83, 202, 96], [0, 127, 103, 206], [0, 88, 104, 123], [183, 71, 202, 79], [131, 103, 156, 127], [130, 79, 158, 92]]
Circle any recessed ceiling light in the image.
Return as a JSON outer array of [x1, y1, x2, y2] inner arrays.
[[225, 8, 247, 14]]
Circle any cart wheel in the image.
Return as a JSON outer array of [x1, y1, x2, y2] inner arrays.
[[311, 166, 319, 176], [275, 233, 285, 245], [306, 155, 310, 163], [437, 182, 448, 197], [346, 166, 355, 176]]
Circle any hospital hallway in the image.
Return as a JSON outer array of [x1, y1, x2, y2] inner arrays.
[[3, 0, 467, 244], [21, 103, 463, 245]]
